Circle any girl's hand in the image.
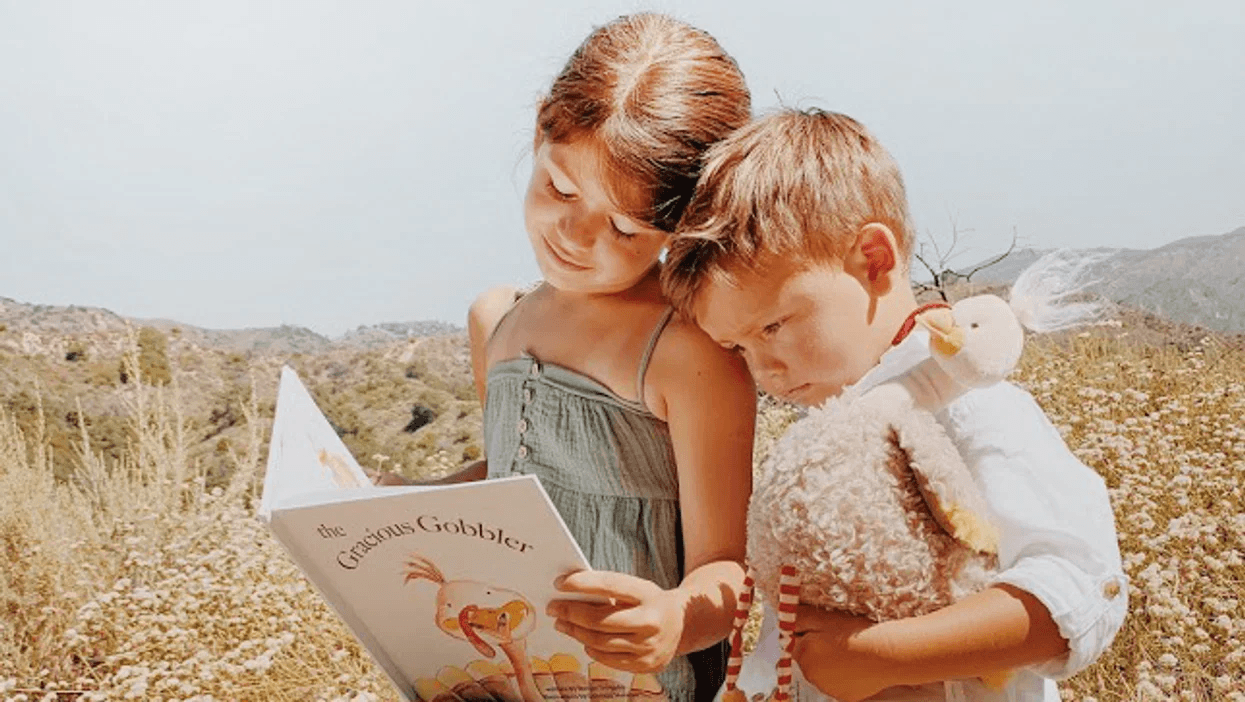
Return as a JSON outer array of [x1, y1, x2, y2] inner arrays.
[[546, 570, 686, 673], [363, 468, 412, 486], [792, 605, 893, 702]]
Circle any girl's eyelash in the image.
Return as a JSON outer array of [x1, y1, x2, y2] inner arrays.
[[761, 320, 783, 336], [612, 224, 637, 241], [547, 180, 573, 200], [545, 175, 637, 240]]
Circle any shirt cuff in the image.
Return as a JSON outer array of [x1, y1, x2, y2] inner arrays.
[[991, 553, 1129, 678]]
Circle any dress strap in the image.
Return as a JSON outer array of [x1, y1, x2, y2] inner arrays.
[[635, 307, 676, 402], [486, 281, 542, 346]]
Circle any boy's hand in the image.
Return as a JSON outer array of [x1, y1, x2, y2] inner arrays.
[[546, 570, 686, 673], [792, 605, 893, 702]]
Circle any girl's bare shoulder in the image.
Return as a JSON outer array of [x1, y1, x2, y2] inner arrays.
[[645, 313, 755, 417], [467, 284, 527, 345]]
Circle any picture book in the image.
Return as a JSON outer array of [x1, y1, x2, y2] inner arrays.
[[259, 367, 670, 702]]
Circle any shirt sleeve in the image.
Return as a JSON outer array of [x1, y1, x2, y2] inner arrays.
[[941, 382, 1129, 679]]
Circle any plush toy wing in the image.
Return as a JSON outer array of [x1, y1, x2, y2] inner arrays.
[[891, 409, 999, 555]]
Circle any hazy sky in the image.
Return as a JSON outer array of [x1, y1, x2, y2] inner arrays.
[[2, 1, 1242, 336]]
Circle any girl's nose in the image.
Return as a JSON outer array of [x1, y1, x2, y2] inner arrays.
[[556, 211, 595, 252]]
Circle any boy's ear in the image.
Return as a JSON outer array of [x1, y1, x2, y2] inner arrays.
[[852, 223, 899, 291]]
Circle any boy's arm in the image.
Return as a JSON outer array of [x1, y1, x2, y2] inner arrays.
[[795, 382, 1127, 699], [794, 583, 1066, 700], [960, 383, 1128, 678]]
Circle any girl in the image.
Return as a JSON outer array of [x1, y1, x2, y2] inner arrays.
[[467, 13, 756, 702]]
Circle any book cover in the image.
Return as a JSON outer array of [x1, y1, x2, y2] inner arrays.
[[259, 367, 668, 702]]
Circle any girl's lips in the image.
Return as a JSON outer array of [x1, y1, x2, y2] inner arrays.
[[543, 237, 590, 271]]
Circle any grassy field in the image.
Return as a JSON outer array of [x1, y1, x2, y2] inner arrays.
[[1, 329, 1242, 701]]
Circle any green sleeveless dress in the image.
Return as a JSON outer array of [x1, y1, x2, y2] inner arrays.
[[484, 305, 727, 702]]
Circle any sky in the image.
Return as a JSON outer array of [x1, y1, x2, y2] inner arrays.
[[2, 1, 1242, 337]]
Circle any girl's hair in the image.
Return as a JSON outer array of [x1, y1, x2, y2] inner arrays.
[[537, 13, 751, 232]]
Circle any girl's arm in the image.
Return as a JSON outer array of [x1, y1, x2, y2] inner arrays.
[[651, 317, 757, 652], [549, 318, 757, 671], [467, 284, 519, 406]]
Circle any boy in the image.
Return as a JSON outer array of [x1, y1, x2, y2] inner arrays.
[[661, 109, 1127, 702]]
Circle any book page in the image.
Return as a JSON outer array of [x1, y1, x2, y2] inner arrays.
[[270, 476, 663, 702], [260, 368, 668, 702], [258, 366, 373, 519]]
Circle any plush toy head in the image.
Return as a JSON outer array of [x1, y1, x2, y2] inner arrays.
[[918, 294, 1025, 390]]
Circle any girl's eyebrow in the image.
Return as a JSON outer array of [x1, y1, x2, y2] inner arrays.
[[542, 150, 578, 188]]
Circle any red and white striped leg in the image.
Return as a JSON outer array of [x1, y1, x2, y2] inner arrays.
[[720, 566, 756, 702], [774, 565, 800, 702]]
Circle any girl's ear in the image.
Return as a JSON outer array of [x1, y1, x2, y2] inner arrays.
[[854, 223, 899, 293]]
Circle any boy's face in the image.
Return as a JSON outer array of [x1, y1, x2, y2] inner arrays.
[[693, 258, 887, 407]]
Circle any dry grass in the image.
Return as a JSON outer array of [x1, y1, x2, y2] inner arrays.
[[1, 329, 1242, 700], [1012, 331, 1245, 700]]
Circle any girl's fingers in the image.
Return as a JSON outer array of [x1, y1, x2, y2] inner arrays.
[[555, 570, 656, 605], [553, 618, 643, 653], [582, 647, 651, 674], [548, 599, 643, 634]]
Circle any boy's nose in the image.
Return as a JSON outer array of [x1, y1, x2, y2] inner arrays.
[[745, 349, 786, 388]]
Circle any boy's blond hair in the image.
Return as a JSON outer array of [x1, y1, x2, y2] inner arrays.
[[662, 108, 913, 317]]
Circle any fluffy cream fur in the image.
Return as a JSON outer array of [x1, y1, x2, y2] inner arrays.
[[747, 386, 999, 620]]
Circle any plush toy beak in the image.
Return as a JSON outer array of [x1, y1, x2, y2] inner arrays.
[[918, 310, 965, 356]]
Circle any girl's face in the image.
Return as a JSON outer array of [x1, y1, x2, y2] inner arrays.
[[524, 138, 669, 295]]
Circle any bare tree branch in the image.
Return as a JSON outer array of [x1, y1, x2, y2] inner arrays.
[[912, 249, 948, 301], [961, 227, 1019, 283], [912, 220, 1019, 301]]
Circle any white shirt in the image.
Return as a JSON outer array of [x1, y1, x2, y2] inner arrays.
[[727, 330, 1128, 702]]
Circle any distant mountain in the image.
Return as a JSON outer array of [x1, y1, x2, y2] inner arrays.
[[965, 226, 1245, 333], [336, 321, 462, 349], [0, 297, 461, 354]]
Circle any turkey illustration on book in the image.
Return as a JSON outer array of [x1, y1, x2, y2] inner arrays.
[[404, 553, 544, 702]]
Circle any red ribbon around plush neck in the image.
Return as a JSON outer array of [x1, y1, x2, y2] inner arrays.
[[891, 301, 952, 346]]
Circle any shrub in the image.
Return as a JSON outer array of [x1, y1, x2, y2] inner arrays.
[[65, 342, 88, 362], [402, 404, 436, 433], [118, 327, 171, 385]]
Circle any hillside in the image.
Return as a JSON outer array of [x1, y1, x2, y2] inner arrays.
[[0, 315, 480, 489], [966, 225, 1245, 332], [0, 296, 461, 355]]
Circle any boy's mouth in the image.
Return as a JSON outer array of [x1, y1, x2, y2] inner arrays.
[[781, 383, 812, 403]]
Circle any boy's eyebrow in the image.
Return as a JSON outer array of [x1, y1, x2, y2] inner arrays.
[[705, 310, 767, 348]]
